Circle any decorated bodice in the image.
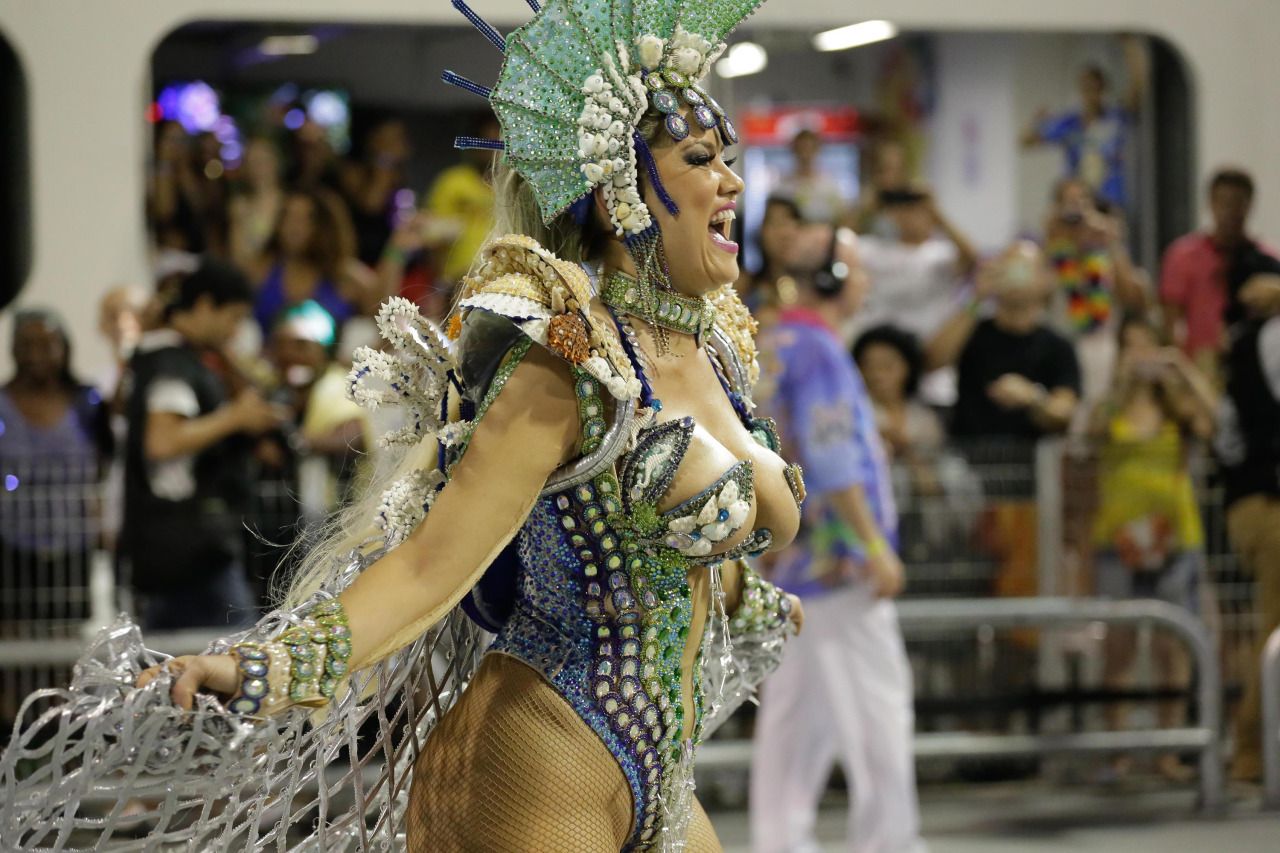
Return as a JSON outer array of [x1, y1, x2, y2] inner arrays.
[[439, 235, 797, 849], [482, 348, 782, 850]]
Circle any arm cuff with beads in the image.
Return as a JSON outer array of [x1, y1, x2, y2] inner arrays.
[[228, 599, 353, 716]]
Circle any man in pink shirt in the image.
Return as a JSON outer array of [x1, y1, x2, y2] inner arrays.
[[1160, 168, 1273, 375]]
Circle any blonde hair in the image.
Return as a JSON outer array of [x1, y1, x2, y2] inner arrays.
[[283, 112, 665, 607], [280, 166, 596, 607]]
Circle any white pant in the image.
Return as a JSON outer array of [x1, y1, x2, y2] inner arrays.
[[750, 584, 925, 853]]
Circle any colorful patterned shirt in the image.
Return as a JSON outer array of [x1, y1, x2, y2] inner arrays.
[[759, 308, 898, 599]]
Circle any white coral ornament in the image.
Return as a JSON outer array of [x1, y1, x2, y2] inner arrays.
[[576, 64, 652, 237], [376, 468, 446, 548], [347, 297, 459, 448], [636, 35, 666, 69]]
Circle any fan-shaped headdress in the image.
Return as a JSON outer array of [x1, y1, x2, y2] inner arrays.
[[444, 0, 761, 243]]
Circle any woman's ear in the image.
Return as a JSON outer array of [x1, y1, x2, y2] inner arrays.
[[592, 186, 611, 229]]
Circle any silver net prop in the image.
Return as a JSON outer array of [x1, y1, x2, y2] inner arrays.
[[0, 552, 788, 852], [0, 553, 486, 852]]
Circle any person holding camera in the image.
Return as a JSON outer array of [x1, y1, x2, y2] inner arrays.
[[751, 226, 926, 853], [121, 258, 286, 631], [1042, 178, 1148, 431], [849, 184, 979, 407], [1088, 316, 1218, 781]]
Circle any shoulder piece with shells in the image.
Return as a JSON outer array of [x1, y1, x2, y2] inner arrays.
[[455, 234, 641, 401]]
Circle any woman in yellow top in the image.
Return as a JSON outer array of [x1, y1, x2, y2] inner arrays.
[[1089, 315, 1217, 780]]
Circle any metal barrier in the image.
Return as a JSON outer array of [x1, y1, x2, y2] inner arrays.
[[0, 629, 220, 668], [700, 597, 1225, 813], [1263, 626, 1280, 809]]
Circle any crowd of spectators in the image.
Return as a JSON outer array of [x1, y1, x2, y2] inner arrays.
[[742, 115, 1278, 780], [1, 111, 501, 646], [1, 67, 1278, 783]]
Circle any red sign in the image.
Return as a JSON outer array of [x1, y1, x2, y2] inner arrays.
[[740, 105, 861, 146]]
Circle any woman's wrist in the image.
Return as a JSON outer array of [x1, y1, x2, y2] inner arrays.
[[864, 534, 890, 558]]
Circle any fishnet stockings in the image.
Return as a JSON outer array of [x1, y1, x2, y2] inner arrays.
[[686, 798, 724, 852], [407, 653, 634, 851]]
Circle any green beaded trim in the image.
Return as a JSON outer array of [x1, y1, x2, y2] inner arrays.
[[574, 371, 608, 456], [728, 563, 791, 636], [277, 599, 353, 706], [600, 271, 716, 342]]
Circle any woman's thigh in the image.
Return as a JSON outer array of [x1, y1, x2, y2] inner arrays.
[[686, 797, 723, 853], [407, 653, 634, 852]]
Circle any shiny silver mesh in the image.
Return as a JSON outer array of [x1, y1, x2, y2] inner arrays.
[[0, 551, 485, 852], [0, 555, 786, 852]]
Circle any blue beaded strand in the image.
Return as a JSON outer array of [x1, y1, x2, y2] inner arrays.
[[441, 69, 493, 100], [633, 132, 679, 216], [454, 136, 506, 151], [606, 306, 659, 410], [450, 0, 507, 53]]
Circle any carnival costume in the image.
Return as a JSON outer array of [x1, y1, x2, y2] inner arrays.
[[1, 1, 805, 851]]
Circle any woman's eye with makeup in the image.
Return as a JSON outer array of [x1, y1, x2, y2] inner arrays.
[[723, 156, 738, 168], [686, 151, 714, 167]]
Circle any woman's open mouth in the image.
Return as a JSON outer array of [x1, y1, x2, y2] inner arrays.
[[709, 207, 738, 254]]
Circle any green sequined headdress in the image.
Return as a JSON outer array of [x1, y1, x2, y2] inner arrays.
[[444, 0, 763, 241]]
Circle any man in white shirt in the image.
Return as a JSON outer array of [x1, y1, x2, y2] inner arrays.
[[847, 188, 979, 406]]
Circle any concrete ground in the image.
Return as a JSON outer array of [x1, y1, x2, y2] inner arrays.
[[709, 782, 1279, 852]]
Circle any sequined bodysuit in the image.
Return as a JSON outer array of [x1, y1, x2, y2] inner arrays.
[[410, 322, 788, 850]]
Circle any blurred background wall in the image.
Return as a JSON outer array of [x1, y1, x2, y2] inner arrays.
[[0, 0, 1276, 378]]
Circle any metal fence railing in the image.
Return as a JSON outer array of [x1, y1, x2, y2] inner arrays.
[[0, 434, 1264, 803], [699, 597, 1225, 812], [1263, 626, 1280, 809]]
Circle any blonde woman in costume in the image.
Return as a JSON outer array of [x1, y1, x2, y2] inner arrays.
[[1, 2, 805, 851]]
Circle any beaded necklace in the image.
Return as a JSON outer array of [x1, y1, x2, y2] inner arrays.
[[601, 271, 717, 349]]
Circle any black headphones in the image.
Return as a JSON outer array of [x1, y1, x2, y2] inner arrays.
[[810, 229, 850, 298]]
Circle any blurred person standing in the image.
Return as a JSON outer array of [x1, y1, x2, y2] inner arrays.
[[737, 195, 803, 317], [1161, 168, 1276, 378], [775, 128, 851, 225], [249, 301, 368, 602], [148, 121, 210, 253], [121, 259, 284, 631], [340, 118, 412, 266], [1021, 35, 1147, 211], [0, 310, 111, 636], [1215, 268, 1280, 783], [287, 119, 340, 193], [268, 301, 367, 504], [424, 114, 500, 288], [751, 227, 926, 853], [851, 138, 911, 237], [928, 242, 1081, 598], [1042, 178, 1148, 429], [853, 324, 945, 466], [228, 137, 286, 272], [248, 188, 380, 336], [1088, 317, 1218, 781], [96, 285, 148, 401], [849, 185, 979, 406], [931, 242, 1081, 446], [854, 323, 982, 563]]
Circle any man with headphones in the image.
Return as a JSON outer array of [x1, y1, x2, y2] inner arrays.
[[751, 226, 926, 853]]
